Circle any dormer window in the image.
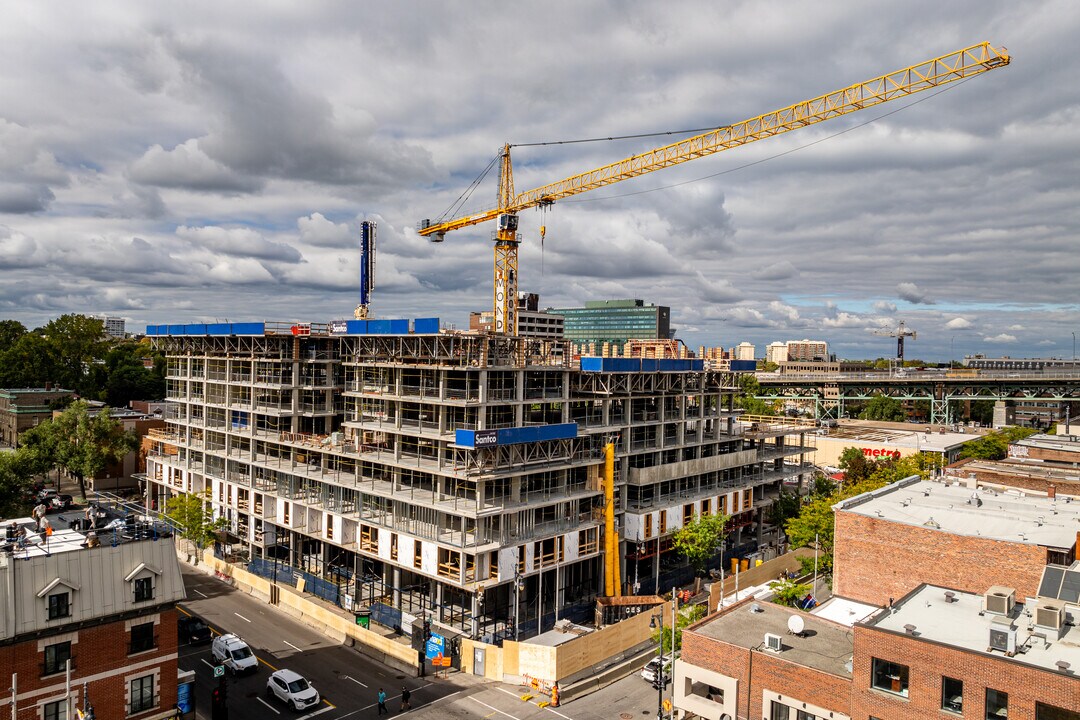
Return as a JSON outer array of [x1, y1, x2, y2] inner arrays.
[[47, 592, 69, 620], [134, 576, 154, 602], [125, 562, 161, 603]]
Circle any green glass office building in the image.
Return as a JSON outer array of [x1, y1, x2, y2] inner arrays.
[[546, 299, 671, 347]]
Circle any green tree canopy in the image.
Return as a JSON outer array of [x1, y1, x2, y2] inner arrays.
[[859, 396, 906, 422], [41, 314, 108, 393], [0, 320, 26, 348], [43, 401, 139, 499], [0, 452, 36, 517], [651, 602, 707, 655], [735, 374, 780, 416], [958, 426, 1038, 461], [164, 492, 225, 564], [672, 512, 731, 575]]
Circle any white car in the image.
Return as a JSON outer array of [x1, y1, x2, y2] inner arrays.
[[641, 656, 673, 684], [211, 633, 258, 675], [266, 669, 320, 711]]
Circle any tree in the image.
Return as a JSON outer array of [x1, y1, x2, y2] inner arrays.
[[859, 396, 906, 422], [735, 374, 780, 416], [651, 602, 706, 655], [838, 447, 876, 484], [958, 426, 1038, 461], [672, 512, 731, 575], [766, 487, 802, 531], [48, 401, 139, 499], [0, 452, 36, 517], [40, 314, 108, 394], [165, 492, 225, 564], [0, 333, 61, 388], [0, 319, 26, 348], [769, 578, 813, 608]]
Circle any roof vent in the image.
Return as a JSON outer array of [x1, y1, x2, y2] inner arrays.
[[1056, 660, 1071, 673], [969, 492, 982, 507], [750, 602, 763, 614], [903, 624, 917, 635], [984, 586, 1016, 616], [944, 591, 956, 603], [923, 517, 940, 529], [923, 488, 931, 497]]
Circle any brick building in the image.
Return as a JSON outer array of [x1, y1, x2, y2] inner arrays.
[[0, 516, 185, 720], [833, 477, 1079, 605], [853, 584, 1078, 720], [0, 387, 73, 449], [677, 586, 1080, 720], [677, 597, 854, 720]]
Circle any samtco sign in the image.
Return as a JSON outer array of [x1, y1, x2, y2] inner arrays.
[[473, 430, 498, 447]]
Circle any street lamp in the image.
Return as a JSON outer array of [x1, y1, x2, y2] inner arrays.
[[649, 612, 665, 720]]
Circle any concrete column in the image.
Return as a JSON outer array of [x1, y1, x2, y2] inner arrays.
[[392, 567, 401, 607]]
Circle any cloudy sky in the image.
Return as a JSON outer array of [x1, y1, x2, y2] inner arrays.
[[1, 1, 1077, 361]]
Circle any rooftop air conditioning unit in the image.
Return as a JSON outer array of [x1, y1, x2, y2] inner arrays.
[[1036, 602, 1065, 631], [984, 586, 1016, 616], [764, 633, 783, 652], [988, 622, 1017, 656]]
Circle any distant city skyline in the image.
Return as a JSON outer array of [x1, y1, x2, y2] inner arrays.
[[0, 3, 1077, 361]]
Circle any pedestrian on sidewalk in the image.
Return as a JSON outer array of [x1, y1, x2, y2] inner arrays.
[[400, 686, 411, 711], [377, 688, 388, 715]]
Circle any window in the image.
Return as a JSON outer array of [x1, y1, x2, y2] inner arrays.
[[796, 712, 817, 720], [43, 700, 66, 720], [1036, 702, 1080, 720], [130, 621, 156, 654], [47, 592, 70, 620], [770, 702, 790, 720], [871, 658, 909, 697], [130, 674, 154, 714], [414, 541, 423, 570], [986, 689, 1008, 719], [43, 641, 71, 675], [134, 577, 153, 602], [941, 676, 963, 713], [658, 510, 667, 534], [390, 533, 398, 562], [644, 514, 653, 539], [702, 498, 711, 516]]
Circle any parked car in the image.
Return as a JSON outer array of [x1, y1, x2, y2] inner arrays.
[[178, 615, 212, 645], [47, 495, 73, 512], [211, 633, 258, 675], [641, 655, 673, 685], [266, 669, 320, 711]]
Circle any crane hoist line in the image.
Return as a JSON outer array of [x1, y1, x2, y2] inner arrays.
[[418, 42, 1010, 337]]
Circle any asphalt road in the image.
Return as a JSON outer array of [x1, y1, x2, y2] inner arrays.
[[178, 568, 461, 720], [178, 568, 666, 720]]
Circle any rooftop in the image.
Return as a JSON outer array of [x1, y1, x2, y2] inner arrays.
[[811, 596, 881, 627], [867, 584, 1080, 676], [1, 513, 174, 564], [835, 477, 1080, 549], [693, 600, 853, 677], [818, 424, 978, 452], [1011, 432, 1080, 455]]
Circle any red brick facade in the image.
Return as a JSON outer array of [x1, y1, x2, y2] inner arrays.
[[681, 617, 852, 719], [833, 511, 1049, 604], [852, 624, 1078, 720], [0, 608, 178, 720]]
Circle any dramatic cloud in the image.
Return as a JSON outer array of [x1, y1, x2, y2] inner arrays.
[[896, 282, 935, 305], [0, 3, 1076, 358]]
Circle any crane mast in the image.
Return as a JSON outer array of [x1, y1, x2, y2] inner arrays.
[[419, 42, 1010, 336]]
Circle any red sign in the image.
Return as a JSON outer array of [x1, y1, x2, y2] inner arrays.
[[861, 448, 901, 459]]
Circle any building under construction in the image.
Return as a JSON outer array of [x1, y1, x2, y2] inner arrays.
[[143, 320, 813, 640]]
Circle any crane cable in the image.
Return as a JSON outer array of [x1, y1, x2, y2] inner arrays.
[[435, 150, 501, 224]]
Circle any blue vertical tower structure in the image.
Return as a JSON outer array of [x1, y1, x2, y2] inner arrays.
[[354, 220, 377, 319]]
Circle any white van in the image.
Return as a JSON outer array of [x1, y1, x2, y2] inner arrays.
[[211, 633, 258, 675]]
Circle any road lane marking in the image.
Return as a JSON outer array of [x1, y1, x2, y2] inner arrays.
[[469, 697, 523, 720], [257, 654, 280, 672], [200, 659, 215, 670], [341, 675, 368, 688], [257, 697, 281, 715], [193, 589, 208, 598], [545, 707, 572, 720], [284, 640, 302, 652], [234, 612, 251, 622], [296, 706, 333, 720]]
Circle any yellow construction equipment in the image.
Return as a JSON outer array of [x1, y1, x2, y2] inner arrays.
[[418, 42, 1009, 335]]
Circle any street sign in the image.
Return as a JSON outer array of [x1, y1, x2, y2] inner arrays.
[[213, 665, 225, 678], [424, 632, 445, 660]]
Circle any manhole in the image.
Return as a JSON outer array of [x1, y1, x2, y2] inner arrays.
[[620, 714, 634, 719]]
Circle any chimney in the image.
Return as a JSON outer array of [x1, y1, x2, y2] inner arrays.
[[1048, 484, 1056, 499], [45, 381, 52, 391]]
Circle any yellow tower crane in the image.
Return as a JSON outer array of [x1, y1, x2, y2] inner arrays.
[[418, 42, 1009, 335]]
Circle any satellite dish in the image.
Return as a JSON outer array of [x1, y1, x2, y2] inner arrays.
[[787, 615, 805, 635]]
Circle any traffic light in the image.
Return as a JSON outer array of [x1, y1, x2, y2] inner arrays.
[[211, 678, 229, 720]]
